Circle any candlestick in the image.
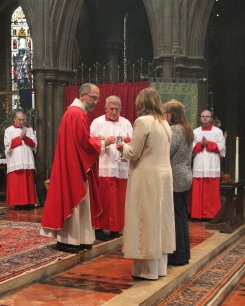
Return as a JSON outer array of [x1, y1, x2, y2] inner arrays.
[[235, 136, 239, 182]]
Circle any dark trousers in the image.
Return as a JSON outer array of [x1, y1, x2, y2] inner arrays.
[[168, 191, 190, 264]]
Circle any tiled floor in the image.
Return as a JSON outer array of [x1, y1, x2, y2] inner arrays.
[[0, 204, 244, 305], [0, 204, 43, 223]]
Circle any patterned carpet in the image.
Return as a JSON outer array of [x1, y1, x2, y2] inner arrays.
[[0, 220, 70, 282], [159, 236, 245, 305]]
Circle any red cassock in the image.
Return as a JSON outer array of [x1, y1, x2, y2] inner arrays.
[[190, 177, 221, 218], [7, 169, 36, 206], [41, 106, 102, 230], [94, 177, 127, 231], [190, 139, 221, 218]]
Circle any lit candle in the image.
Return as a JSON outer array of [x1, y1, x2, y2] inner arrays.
[[235, 136, 239, 182], [32, 90, 35, 108]]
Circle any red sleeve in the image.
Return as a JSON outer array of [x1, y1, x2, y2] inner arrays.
[[192, 142, 204, 154], [10, 136, 22, 148], [124, 137, 131, 143], [88, 136, 102, 154], [206, 141, 220, 153], [23, 136, 35, 148]]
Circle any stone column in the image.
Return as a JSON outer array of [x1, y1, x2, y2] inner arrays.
[[172, 0, 181, 55], [153, 0, 174, 77], [180, 0, 187, 56], [52, 71, 72, 159], [161, 0, 173, 77], [32, 0, 47, 204], [45, 78, 54, 175], [35, 70, 47, 204], [53, 81, 66, 140], [53, 71, 72, 134]]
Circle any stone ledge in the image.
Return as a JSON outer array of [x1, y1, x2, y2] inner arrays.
[[0, 206, 8, 216], [103, 224, 245, 306]]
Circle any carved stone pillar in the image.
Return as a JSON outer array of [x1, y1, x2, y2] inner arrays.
[[35, 70, 47, 204], [172, 0, 181, 55], [161, 0, 173, 77], [31, 0, 46, 204], [45, 78, 54, 174], [53, 70, 72, 135]]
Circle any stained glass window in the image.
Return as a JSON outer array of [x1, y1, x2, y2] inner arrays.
[[11, 7, 33, 92]]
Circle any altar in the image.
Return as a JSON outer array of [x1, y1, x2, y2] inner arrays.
[[206, 180, 245, 233]]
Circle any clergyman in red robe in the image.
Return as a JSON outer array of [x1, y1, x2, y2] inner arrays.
[[40, 83, 102, 253]]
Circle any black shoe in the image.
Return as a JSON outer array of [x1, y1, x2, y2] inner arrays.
[[25, 205, 35, 210], [168, 260, 189, 266], [202, 218, 211, 222], [110, 231, 121, 239], [95, 229, 110, 241], [56, 242, 81, 253]]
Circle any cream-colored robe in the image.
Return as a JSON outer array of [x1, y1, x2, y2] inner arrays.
[[122, 115, 176, 259]]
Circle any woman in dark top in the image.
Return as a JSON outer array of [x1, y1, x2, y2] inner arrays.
[[162, 99, 194, 266]]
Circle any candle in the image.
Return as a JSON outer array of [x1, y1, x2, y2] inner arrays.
[[235, 136, 239, 182], [32, 90, 35, 108]]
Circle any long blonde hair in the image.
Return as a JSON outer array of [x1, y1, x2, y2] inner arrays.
[[162, 99, 194, 144]]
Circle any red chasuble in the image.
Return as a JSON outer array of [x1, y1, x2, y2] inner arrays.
[[41, 106, 102, 230]]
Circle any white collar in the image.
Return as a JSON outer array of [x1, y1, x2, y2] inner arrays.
[[69, 98, 87, 114]]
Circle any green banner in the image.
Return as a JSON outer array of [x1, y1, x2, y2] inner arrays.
[[150, 81, 198, 128]]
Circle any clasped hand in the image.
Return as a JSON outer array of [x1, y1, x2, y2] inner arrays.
[[201, 136, 208, 147], [20, 130, 27, 139]]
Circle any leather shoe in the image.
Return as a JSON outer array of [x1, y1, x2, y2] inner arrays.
[[168, 260, 189, 266], [95, 229, 110, 241], [56, 242, 81, 253], [110, 231, 121, 239], [25, 205, 35, 210]]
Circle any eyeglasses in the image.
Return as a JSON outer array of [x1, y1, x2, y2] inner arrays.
[[87, 94, 99, 101], [201, 115, 211, 118]]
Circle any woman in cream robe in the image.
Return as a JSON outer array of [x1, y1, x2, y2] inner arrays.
[[118, 87, 176, 280]]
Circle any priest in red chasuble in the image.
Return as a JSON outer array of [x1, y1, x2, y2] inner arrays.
[[40, 83, 103, 253], [4, 110, 37, 210], [190, 109, 226, 219]]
